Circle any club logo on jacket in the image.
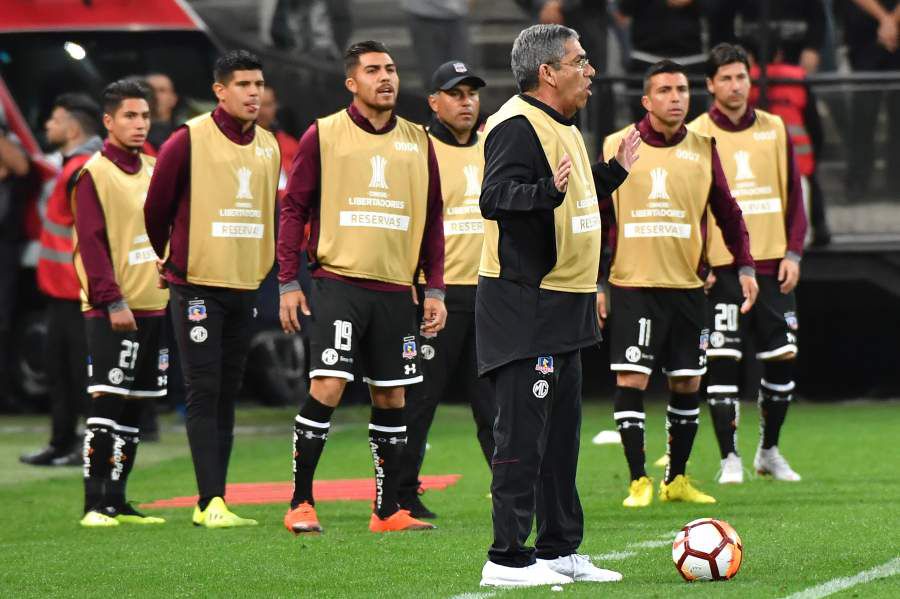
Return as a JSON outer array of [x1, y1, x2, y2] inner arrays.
[[236, 166, 253, 200], [734, 150, 755, 181], [535, 356, 554, 375], [648, 168, 670, 201], [369, 155, 389, 190], [463, 164, 481, 198]]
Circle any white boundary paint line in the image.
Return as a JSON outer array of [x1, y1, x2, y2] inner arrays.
[[781, 557, 900, 599], [449, 593, 498, 599], [593, 532, 676, 562], [594, 550, 637, 561]]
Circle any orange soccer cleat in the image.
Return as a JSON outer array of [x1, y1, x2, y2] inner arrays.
[[368, 509, 436, 533], [284, 502, 323, 534]]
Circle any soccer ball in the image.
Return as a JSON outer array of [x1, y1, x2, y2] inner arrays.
[[672, 518, 743, 581]]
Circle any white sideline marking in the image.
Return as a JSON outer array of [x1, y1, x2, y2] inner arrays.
[[628, 539, 673, 549], [449, 593, 497, 599], [593, 532, 676, 561], [781, 557, 900, 599], [594, 550, 637, 561]]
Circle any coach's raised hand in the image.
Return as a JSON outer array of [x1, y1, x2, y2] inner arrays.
[[554, 153, 572, 193], [615, 127, 641, 172], [280, 289, 311, 334]]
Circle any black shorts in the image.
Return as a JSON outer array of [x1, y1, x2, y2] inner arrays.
[[307, 277, 421, 387], [609, 285, 709, 377], [86, 315, 168, 398], [707, 269, 798, 361]]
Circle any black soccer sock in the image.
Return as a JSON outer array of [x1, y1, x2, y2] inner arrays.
[[665, 391, 701, 484], [759, 360, 795, 449], [108, 424, 140, 509], [706, 359, 741, 458], [613, 386, 647, 481], [107, 401, 144, 509], [82, 394, 125, 513], [83, 418, 115, 513], [291, 395, 334, 509], [369, 406, 406, 519]]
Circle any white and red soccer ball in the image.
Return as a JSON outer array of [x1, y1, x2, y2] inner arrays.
[[672, 518, 743, 582]]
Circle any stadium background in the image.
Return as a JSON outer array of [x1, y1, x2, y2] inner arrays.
[[1, 0, 898, 412], [0, 2, 898, 597]]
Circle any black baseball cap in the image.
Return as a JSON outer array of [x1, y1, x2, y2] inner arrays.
[[430, 61, 486, 92]]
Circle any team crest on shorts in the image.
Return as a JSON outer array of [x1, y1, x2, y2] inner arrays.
[[402, 336, 417, 360], [188, 300, 207, 322], [535, 356, 554, 375], [699, 329, 710, 350], [784, 311, 798, 330], [158, 349, 169, 372], [625, 346, 642, 363]]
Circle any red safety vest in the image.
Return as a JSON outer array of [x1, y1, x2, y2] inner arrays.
[[750, 63, 815, 176], [36, 154, 91, 300]]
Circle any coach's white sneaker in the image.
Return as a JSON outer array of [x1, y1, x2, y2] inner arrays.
[[754, 446, 801, 481], [717, 452, 744, 484], [480, 560, 573, 587], [538, 554, 623, 582]]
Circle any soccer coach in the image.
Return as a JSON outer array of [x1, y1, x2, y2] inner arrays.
[[477, 25, 639, 587]]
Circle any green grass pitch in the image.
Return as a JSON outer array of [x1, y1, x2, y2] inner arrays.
[[1, 399, 898, 598]]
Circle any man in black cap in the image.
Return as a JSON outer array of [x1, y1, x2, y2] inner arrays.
[[398, 61, 495, 519]]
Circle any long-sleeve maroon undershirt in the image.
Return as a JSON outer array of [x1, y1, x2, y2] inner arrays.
[[74, 140, 164, 317], [144, 105, 256, 286], [600, 113, 755, 280], [277, 103, 445, 293], [707, 105, 808, 276]]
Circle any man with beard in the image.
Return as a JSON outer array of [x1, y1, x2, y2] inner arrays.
[[73, 79, 168, 526], [278, 41, 446, 535]]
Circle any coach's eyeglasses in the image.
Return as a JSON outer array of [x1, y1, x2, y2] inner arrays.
[[554, 57, 591, 72]]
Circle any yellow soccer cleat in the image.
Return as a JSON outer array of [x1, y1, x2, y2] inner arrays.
[[80, 510, 120, 528], [115, 503, 166, 525], [622, 476, 654, 507], [653, 453, 669, 468], [192, 497, 258, 529], [659, 475, 717, 504]]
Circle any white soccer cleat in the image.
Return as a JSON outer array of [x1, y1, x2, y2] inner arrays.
[[480, 560, 573, 587], [591, 430, 622, 445], [538, 554, 623, 582], [717, 452, 744, 484], [754, 446, 801, 481]]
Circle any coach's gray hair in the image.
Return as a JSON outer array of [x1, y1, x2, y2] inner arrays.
[[511, 24, 579, 93]]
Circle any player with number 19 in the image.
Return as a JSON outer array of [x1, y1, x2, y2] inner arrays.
[[73, 79, 168, 527], [278, 41, 446, 534]]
